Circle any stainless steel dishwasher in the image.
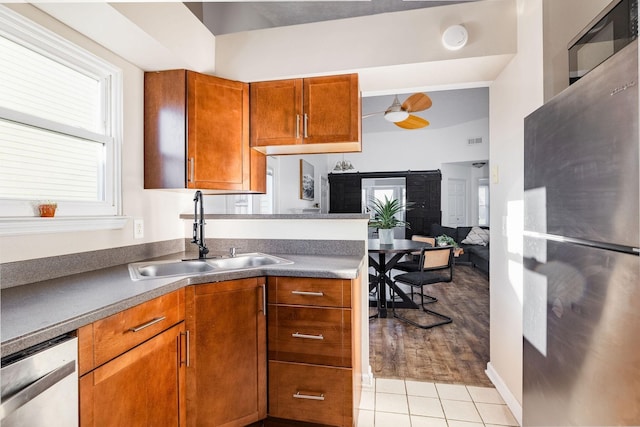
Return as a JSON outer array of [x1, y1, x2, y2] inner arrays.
[[1, 334, 78, 426]]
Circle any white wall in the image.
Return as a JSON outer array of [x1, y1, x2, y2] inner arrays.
[[488, 0, 544, 420], [329, 118, 489, 173], [214, 0, 517, 94], [0, 4, 193, 264], [271, 154, 331, 213]]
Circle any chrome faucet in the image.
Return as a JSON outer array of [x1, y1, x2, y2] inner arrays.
[[192, 190, 209, 259]]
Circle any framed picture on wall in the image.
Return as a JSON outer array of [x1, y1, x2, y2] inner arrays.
[[300, 160, 315, 200]]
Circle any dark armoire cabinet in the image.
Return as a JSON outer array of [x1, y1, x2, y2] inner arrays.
[[405, 172, 442, 237], [328, 174, 362, 213], [328, 170, 441, 236]]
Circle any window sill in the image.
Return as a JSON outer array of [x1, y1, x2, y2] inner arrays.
[[0, 216, 129, 236]]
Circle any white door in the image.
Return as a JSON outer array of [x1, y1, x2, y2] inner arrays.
[[447, 179, 466, 226]]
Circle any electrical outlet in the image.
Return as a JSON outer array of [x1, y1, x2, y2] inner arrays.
[[133, 219, 144, 239]]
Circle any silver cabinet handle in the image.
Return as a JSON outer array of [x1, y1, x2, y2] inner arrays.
[[303, 113, 309, 138], [292, 332, 324, 340], [293, 391, 325, 401], [188, 157, 195, 183], [179, 330, 190, 367], [260, 284, 266, 316], [185, 330, 190, 367], [0, 360, 75, 420], [128, 316, 166, 332], [291, 290, 324, 297], [295, 114, 300, 139]]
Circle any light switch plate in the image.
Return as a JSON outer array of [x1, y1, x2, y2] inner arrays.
[[491, 165, 499, 184]]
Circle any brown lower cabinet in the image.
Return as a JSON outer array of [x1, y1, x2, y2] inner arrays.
[[267, 276, 362, 427], [78, 275, 359, 426], [78, 289, 187, 426], [185, 277, 267, 427]]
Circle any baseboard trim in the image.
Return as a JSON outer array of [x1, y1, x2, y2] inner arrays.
[[486, 362, 522, 426], [362, 365, 374, 388]]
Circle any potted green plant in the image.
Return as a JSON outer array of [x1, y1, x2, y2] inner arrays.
[[368, 196, 410, 244], [436, 234, 458, 247]]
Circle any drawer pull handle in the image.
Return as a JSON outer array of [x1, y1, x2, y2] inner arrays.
[[291, 290, 324, 297], [129, 316, 166, 332], [292, 332, 324, 340], [293, 392, 325, 401]]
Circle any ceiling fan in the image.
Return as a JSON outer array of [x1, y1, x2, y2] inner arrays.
[[363, 93, 432, 130]]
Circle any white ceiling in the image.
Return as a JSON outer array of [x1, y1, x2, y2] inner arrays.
[[198, 0, 477, 35]]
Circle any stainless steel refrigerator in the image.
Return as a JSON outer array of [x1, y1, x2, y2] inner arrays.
[[523, 40, 640, 425]]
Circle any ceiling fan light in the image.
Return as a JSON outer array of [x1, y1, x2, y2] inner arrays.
[[385, 110, 409, 123]]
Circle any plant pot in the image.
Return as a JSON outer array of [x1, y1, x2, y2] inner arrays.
[[38, 204, 57, 217], [379, 229, 394, 244]]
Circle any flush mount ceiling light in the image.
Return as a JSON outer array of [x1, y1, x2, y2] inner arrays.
[[442, 24, 468, 51]]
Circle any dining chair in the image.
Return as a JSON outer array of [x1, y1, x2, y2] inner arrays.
[[390, 245, 454, 329], [394, 235, 435, 273]]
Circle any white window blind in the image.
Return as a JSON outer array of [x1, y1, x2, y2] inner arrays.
[[0, 5, 122, 219]]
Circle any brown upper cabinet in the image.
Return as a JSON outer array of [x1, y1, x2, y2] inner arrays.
[[250, 74, 362, 155], [144, 69, 266, 193]]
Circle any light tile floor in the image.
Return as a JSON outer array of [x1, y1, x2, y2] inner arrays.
[[357, 378, 519, 427]]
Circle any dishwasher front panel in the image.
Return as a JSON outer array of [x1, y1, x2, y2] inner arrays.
[[1, 335, 78, 427]]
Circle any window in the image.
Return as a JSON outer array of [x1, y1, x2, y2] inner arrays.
[[227, 168, 275, 214], [0, 6, 122, 220], [478, 178, 489, 226]]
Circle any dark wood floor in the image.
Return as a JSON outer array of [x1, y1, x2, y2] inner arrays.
[[369, 264, 492, 387]]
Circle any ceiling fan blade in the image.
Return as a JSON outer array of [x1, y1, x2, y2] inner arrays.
[[394, 114, 429, 130], [362, 111, 384, 119], [402, 93, 432, 113]]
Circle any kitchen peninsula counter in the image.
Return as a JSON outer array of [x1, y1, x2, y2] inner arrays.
[[1, 252, 364, 358]]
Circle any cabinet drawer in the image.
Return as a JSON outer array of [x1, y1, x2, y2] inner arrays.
[[268, 305, 351, 367], [93, 290, 184, 366], [268, 361, 352, 427], [268, 276, 351, 308]]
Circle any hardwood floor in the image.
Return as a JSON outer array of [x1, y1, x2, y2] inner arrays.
[[369, 264, 491, 387]]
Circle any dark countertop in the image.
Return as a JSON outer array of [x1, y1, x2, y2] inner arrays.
[[1, 252, 364, 358]]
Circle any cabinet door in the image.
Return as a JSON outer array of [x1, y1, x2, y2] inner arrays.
[[250, 79, 303, 147], [187, 72, 265, 192], [144, 69, 265, 192], [144, 70, 187, 189], [79, 322, 186, 427], [186, 278, 267, 427], [303, 74, 361, 146]]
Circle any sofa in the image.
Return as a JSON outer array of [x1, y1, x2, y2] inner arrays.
[[429, 224, 489, 275]]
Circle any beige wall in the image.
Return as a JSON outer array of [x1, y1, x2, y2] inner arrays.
[[214, 0, 517, 93], [488, 1, 544, 420]]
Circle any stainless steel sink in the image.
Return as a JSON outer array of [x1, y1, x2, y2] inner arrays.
[[206, 253, 290, 270], [128, 253, 292, 280]]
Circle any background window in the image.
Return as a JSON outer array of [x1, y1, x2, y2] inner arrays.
[[478, 178, 490, 226]]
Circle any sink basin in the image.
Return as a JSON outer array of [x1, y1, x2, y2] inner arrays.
[[207, 253, 290, 270], [130, 260, 216, 280], [128, 253, 292, 280]]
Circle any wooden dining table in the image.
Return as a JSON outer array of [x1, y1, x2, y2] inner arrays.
[[368, 238, 431, 318]]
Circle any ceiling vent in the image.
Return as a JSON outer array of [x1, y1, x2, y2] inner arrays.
[[467, 137, 483, 145]]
